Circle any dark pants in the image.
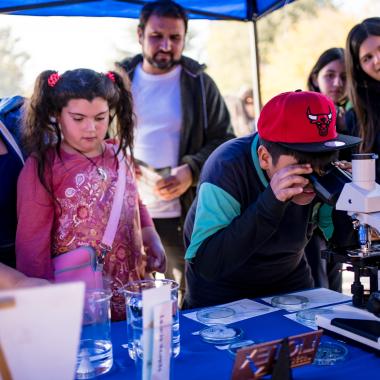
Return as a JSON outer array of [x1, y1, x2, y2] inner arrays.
[[304, 232, 342, 292], [153, 218, 186, 306], [0, 245, 16, 268]]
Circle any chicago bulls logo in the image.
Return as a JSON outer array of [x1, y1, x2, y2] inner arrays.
[[307, 107, 332, 136]]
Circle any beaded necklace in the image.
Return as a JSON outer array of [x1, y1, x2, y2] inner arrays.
[[67, 142, 107, 181]]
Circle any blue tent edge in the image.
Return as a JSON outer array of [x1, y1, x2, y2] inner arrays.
[[0, 0, 295, 21]]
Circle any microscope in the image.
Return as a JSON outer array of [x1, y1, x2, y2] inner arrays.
[[309, 153, 380, 351], [316, 153, 380, 310]]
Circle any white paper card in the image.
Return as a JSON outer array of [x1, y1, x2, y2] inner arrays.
[[261, 288, 351, 310], [183, 298, 278, 325], [139, 165, 164, 188], [137, 166, 164, 208], [0, 282, 85, 380], [318, 302, 380, 320], [142, 284, 171, 380], [152, 300, 172, 380]]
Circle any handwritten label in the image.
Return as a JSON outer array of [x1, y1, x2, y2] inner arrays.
[[142, 284, 171, 380], [152, 301, 172, 380]]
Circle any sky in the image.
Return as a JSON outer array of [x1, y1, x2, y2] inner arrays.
[[334, 0, 380, 14], [0, 15, 142, 93], [0, 0, 379, 95], [0, 13, 208, 95]]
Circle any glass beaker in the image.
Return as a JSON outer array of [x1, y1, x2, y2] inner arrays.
[[123, 279, 180, 361], [75, 289, 113, 379]]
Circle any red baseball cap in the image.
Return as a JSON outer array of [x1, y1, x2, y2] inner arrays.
[[257, 90, 361, 152]]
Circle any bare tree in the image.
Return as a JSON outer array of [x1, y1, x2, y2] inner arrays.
[[0, 27, 29, 97], [205, 0, 342, 97]]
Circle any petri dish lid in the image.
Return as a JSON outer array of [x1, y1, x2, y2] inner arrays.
[[296, 308, 333, 327], [271, 295, 309, 312], [196, 306, 235, 324], [313, 341, 348, 366], [228, 339, 256, 357], [199, 324, 243, 345]]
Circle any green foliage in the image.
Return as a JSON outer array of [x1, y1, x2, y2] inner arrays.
[[205, 0, 359, 101], [258, 0, 336, 63], [262, 7, 356, 101]]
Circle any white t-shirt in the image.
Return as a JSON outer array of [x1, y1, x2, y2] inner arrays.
[[132, 64, 182, 218]]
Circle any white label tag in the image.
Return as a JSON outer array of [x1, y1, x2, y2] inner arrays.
[[142, 284, 171, 380], [152, 300, 172, 380]]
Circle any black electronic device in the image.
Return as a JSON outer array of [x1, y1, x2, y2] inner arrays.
[[135, 158, 171, 177], [331, 318, 380, 342], [308, 164, 351, 206], [367, 292, 380, 317]]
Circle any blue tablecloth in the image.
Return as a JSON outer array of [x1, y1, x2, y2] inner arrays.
[[103, 304, 380, 380]]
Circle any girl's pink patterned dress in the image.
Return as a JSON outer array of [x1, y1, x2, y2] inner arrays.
[[16, 142, 152, 320]]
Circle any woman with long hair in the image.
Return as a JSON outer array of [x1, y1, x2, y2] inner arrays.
[[307, 47, 348, 134], [345, 17, 380, 180], [304, 47, 349, 292]]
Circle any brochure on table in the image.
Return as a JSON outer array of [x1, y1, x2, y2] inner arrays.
[[0, 282, 84, 380], [261, 288, 351, 310], [184, 298, 279, 325]]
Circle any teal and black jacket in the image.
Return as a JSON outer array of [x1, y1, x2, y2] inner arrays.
[[183, 133, 315, 309]]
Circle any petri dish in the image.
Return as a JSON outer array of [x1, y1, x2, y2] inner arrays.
[[271, 295, 309, 312], [196, 306, 235, 324], [199, 324, 243, 345], [227, 339, 256, 357], [296, 308, 333, 328], [313, 341, 348, 366]]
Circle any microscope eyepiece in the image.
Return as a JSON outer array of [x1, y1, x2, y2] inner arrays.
[[307, 164, 352, 206]]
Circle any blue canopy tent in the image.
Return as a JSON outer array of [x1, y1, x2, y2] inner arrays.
[[0, 0, 295, 113]]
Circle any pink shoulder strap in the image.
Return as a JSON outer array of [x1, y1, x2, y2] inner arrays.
[[101, 146, 126, 249]]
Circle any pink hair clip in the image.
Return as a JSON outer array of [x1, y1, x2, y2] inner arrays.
[[106, 71, 116, 83], [47, 72, 60, 87]]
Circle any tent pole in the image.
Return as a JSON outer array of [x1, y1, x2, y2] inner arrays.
[[249, 19, 262, 120]]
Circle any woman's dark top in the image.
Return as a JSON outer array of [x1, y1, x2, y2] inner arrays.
[[345, 108, 380, 183], [0, 143, 23, 267], [0, 96, 25, 267]]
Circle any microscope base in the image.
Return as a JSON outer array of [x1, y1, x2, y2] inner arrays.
[[317, 309, 380, 352], [322, 248, 380, 308]]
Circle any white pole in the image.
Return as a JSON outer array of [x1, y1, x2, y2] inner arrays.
[[249, 19, 262, 123]]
